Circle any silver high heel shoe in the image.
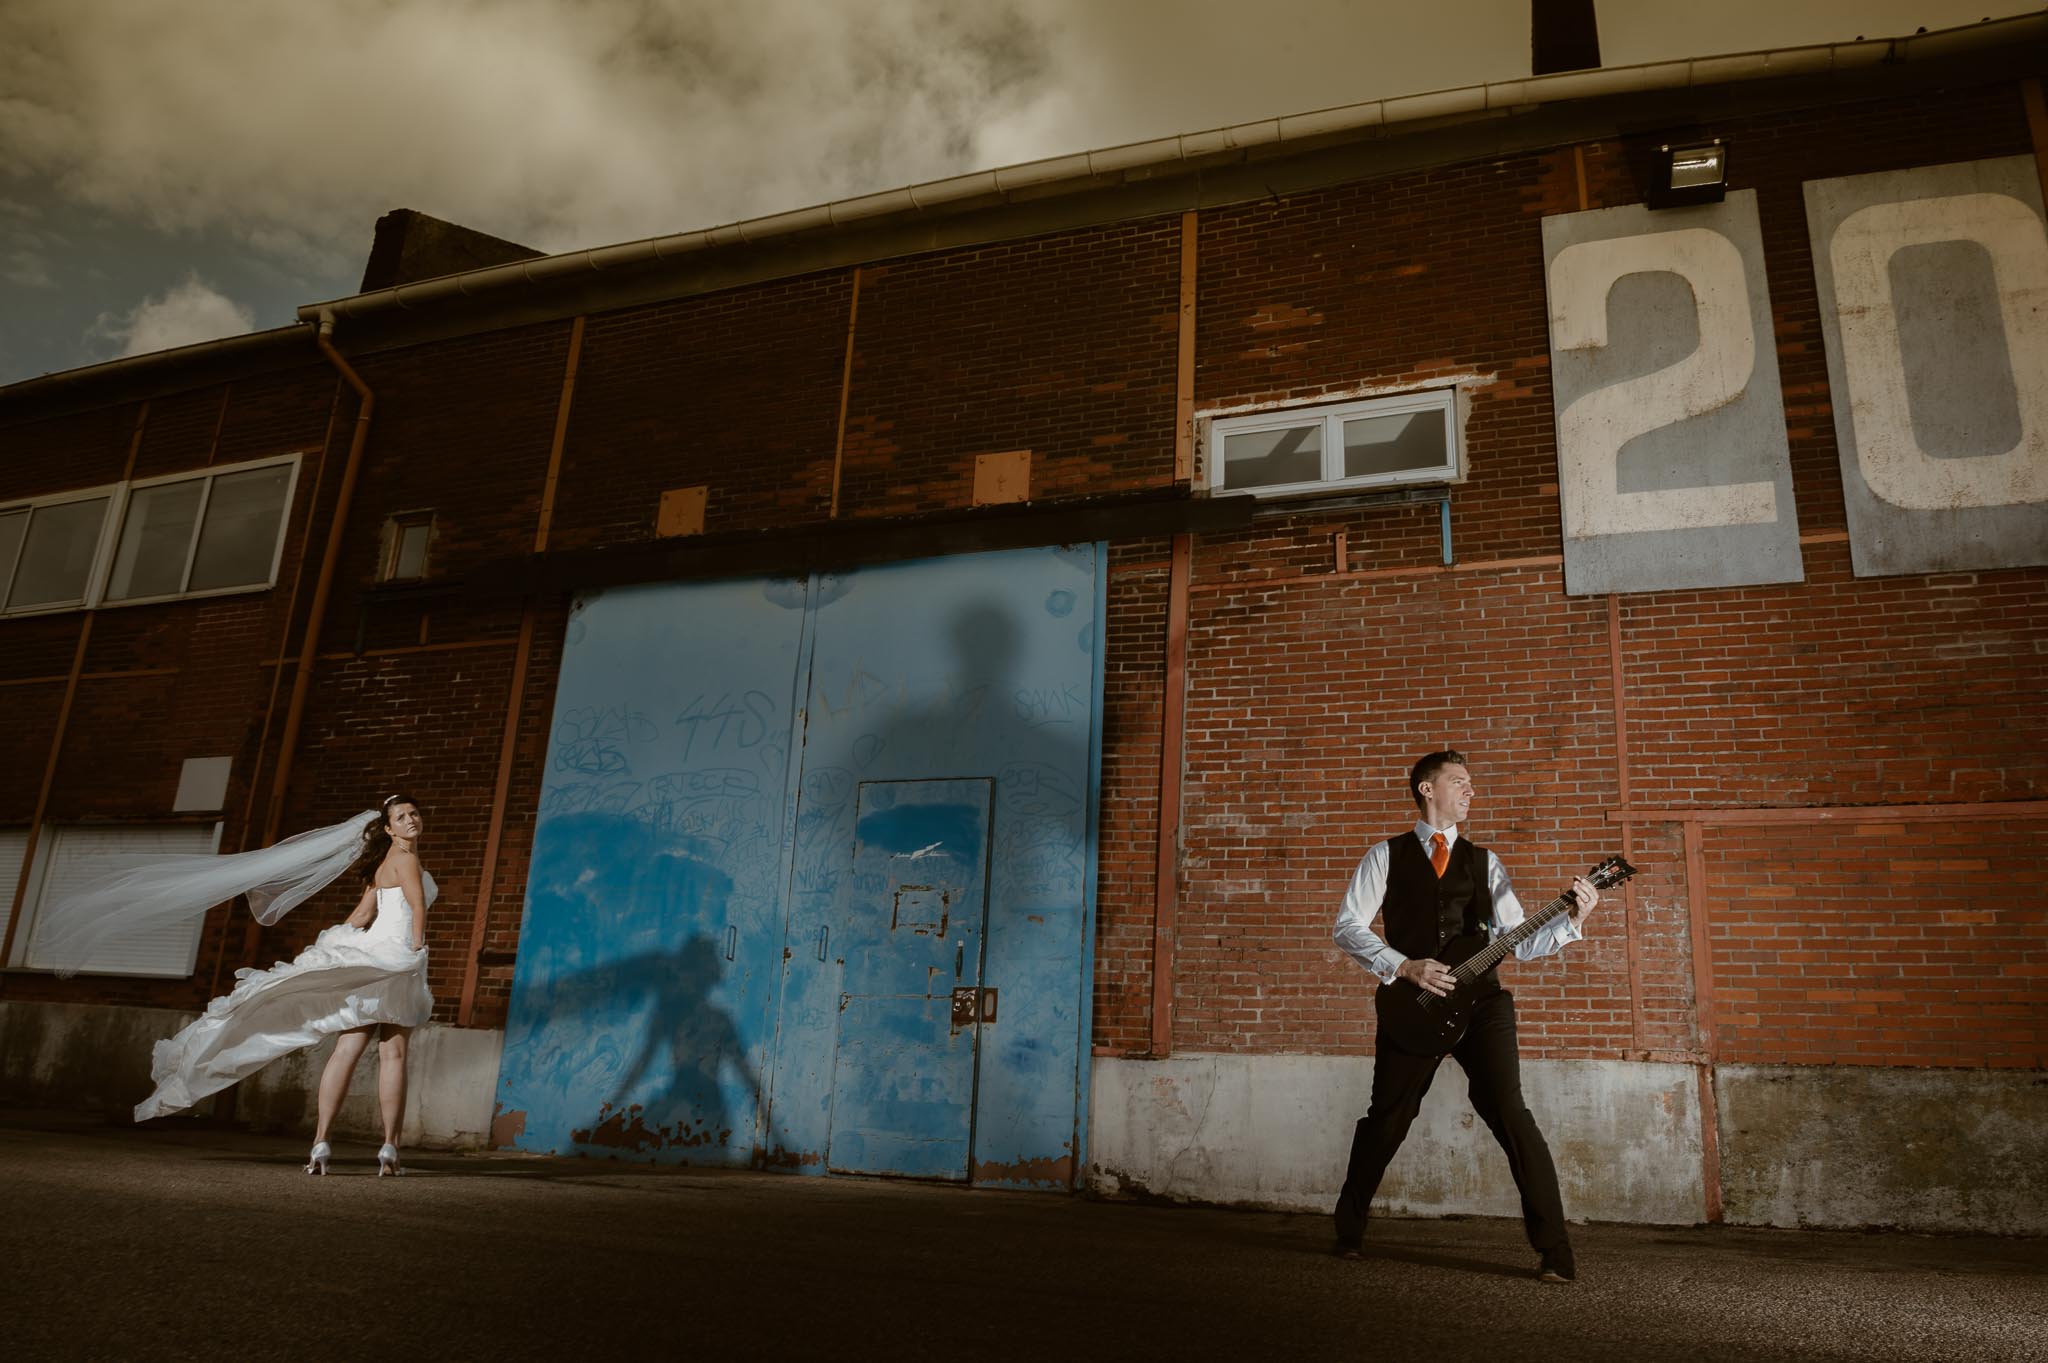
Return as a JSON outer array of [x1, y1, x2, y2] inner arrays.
[[305, 1140, 332, 1175], [377, 1142, 404, 1176]]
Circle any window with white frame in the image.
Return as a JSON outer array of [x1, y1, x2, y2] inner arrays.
[[3, 823, 221, 977], [103, 458, 298, 604], [1206, 389, 1460, 498], [0, 454, 299, 615], [0, 487, 117, 612]]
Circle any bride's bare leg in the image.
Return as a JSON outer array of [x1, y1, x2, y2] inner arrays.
[[313, 1027, 373, 1143], [376, 1026, 412, 1147]]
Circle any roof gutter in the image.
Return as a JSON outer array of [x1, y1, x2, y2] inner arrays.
[[296, 12, 2048, 328]]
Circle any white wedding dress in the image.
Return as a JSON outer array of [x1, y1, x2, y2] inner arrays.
[[134, 873, 437, 1122]]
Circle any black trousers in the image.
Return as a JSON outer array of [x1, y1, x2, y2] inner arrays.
[[1333, 989, 1569, 1252]]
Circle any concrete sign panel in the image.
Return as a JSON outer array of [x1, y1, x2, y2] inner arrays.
[[1543, 191, 1803, 595], [1805, 156, 2048, 576]]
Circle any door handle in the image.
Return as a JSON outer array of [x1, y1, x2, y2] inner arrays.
[[817, 925, 829, 961], [724, 925, 737, 961]]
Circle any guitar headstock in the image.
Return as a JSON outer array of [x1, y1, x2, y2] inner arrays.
[[1586, 854, 1639, 890]]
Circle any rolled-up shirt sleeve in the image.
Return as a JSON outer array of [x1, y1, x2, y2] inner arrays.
[[1334, 840, 1407, 984], [1488, 852, 1582, 960]]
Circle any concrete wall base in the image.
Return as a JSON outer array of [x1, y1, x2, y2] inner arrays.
[[1715, 1063, 2047, 1236], [1087, 1053, 1705, 1226], [0, 1000, 502, 1150], [1089, 1054, 2048, 1234]]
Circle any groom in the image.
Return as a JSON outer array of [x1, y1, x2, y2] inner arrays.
[[1330, 749, 1598, 1282]]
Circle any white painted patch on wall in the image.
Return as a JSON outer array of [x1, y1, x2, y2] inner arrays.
[[1088, 1053, 1705, 1226]]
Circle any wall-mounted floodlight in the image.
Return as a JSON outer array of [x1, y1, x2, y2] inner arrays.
[[1649, 139, 1727, 209]]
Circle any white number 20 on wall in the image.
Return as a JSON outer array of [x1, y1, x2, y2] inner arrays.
[[1548, 227, 1779, 540]]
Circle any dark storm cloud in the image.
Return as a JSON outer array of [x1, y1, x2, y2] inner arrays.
[[0, 0, 1071, 268]]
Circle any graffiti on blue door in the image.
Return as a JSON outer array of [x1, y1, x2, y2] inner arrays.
[[494, 545, 1104, 1188], [827, 778, 991, 1179]]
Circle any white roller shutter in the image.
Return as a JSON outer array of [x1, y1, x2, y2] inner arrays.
[[0, 828, 27, 959], [20, 824, 221, 977]]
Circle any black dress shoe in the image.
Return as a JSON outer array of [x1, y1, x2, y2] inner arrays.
[[1536, 1246, 1577, 1283], [1333, 1241, 1365, 1261]]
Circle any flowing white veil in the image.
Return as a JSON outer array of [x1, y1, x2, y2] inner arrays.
[[36, 810, 380, 978]]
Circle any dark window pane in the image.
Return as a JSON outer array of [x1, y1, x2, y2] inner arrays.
[[107, 479, 204, 601], [1221, 423, 1322, 490], [1342, 409, 1450, 480], [390, 521, 431, 580], [0, 510, 26, 598], [7, 498, 108, 609], [188, 465, 291, 591]]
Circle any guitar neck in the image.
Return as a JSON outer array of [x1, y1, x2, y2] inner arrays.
[[1453, 891, 1575, 980]]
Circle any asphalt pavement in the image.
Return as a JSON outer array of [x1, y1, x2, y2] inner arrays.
[[3, 1109, 2041, 1363]]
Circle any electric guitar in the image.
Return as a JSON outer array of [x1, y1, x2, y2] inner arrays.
[[1373, 854, 1639, 1057]]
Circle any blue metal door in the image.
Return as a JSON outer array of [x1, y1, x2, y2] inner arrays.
[[826, 779, 992, 1179], [764, 546, 1102, 1188], [493, 576, 812, 1161], [497, 545, 1104, 1187]]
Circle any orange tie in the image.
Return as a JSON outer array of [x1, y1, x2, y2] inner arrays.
[[1430, 832, 1449, 878]]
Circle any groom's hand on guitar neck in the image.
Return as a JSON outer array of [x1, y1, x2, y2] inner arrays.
[[1569, 876, 1600, 927]]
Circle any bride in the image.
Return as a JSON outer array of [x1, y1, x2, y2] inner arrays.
[[43, 794, 436, 1175]]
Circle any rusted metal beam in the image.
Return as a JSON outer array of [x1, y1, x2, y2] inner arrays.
[[1607, 593, 1645, 1053], [1680, 819, 1723, 1224], [1174, 211, 1197, 484], [458, 315, 585, 1026], [0, 614, 94, 985], [423, 487, 1252, 604], [1150, 532, 1193, 1056], [830, 267, 862, 518], [0, 403, 148, 985]]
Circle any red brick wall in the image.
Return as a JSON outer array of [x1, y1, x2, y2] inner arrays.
[[1, 79, 2040, 1079], [1119, 82, 2046, 1069], [0, 363, 343, 1012], [1703, 818, 2048, 1068], [840, 223, 1183, 516], [550, 274, 853, 549]]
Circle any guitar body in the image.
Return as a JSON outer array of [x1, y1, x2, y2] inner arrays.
[[1367, 855, 1638, 1059], [1373, 930, 1502, 1057]]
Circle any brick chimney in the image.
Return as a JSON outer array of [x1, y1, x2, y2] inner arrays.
[[1532, 0, 1601, 75], [358, 209, 544, 292]]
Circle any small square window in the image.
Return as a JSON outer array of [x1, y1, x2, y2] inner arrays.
[[1207, 390, 1460, 498], [382, 513, 434, 582]]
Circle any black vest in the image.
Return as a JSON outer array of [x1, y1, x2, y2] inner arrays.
[[1380, 832, 1495, 963]]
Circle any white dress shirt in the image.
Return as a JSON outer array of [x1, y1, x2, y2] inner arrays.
[[1333, 821, 1582, 984]]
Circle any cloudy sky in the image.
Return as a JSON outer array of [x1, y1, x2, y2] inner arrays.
[[0, 0, 2035, 386]]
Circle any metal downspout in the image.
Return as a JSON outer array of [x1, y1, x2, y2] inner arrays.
[[237, 316, 375, 972]]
